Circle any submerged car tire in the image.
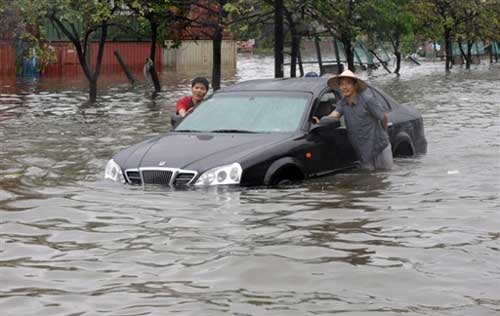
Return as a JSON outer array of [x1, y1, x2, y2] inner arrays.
[[393, 132, 415, 157], [269, 165, 304, 186]]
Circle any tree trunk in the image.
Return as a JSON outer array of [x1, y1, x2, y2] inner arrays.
[[343, 39, 355, 72], [289, 31, 298, 78], [395, 51, 402, 75], [114, 51, 136, 84], [89, 79, 97, 103], [274, 0, 284, 78], [474, 42, 480, 61], [290, 35, 298, 77], [489, 43, 494, 64], [495, 42, 499, 62], [284, 8, 298, 77], [333, 39, 342, 73], [51, 16, 92, 91], [346, 0, 356, 72], [393, 37, 401, 75], [212, 27, 223, 91], [297, 45, 304, 77], [314, 37, 323, 75], [50, 15, 109, 102], [149, 21, 161, 92], [93, 23, 107, 82], [444, 28, 452, 72], [458, 40, 467, 67], [88, 22, 108, 102], [466, 41, 473, 69]]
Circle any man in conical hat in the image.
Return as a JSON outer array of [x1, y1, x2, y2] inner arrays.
[[326, 69, 393, 170]]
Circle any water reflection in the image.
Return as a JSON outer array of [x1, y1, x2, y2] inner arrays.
[[1, 58, 500, 315]]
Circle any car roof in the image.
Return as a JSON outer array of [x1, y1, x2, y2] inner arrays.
[[216, 77, 398, 108], [217, 77, 330, 95]]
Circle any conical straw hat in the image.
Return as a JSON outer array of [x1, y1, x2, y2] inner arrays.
[[327, 69, 367, 92]]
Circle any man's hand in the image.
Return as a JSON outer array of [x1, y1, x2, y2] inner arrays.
[[329, 110, 341, 119], [383, 113, 389, 130]]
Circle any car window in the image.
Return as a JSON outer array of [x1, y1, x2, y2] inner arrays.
[[362, 87, 391, 111], [320, 91, 338, 103], [175, 92, 311, 133], [313, 91, 338, 119]]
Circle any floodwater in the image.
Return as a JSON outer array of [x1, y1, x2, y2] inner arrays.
[[1, 55, 499, 316]]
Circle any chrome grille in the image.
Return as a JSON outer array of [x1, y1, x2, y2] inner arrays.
[[173, 172, 196, 186], [142, 170, 174, 186], [124, 168, 198, 187], [125, 171, 142, 185]]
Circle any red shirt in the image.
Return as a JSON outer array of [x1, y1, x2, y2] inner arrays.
[[176, 96, 193, 114]]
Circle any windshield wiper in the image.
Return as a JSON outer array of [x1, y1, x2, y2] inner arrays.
[[209, 129, 258, 133], [174, 129, 201, 133]]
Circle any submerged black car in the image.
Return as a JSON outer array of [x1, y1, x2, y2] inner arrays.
[[104, 77, 426, 187]]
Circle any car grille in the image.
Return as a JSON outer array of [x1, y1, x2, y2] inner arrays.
[[173, 172, 197, 186], [125, 168, 197, 186], [142, 170, 174, 185], [125, 171, 142, 185]]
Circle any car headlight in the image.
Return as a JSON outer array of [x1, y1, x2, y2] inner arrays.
[[195, 163, 242, 186], [104, 159, 125, 183]]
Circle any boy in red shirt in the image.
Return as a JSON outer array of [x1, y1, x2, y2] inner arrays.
[[176, 77, 210, 117]]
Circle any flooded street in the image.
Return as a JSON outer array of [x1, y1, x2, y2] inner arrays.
[[1, 55, 500, 316]]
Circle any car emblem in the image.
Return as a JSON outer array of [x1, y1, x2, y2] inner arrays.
[[158, 161, 166, 166]]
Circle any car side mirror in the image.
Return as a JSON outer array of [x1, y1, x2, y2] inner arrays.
[[170, 114, 184, 128], [310, 116, 340, 132]]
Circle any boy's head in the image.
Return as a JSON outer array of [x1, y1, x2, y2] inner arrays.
[[191, 77, 209, 103]]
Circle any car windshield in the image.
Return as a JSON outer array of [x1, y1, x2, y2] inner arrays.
[[174, 92, 311, 133]]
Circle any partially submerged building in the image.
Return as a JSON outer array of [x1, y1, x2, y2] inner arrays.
[[163, 1, 237, 71]]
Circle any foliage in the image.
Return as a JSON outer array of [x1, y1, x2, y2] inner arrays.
[[453, 0, 499, 43], [410, 0, 499, 43], [307, 0, 362, 40], [359, 0, 415, 50], [410, 0, 445, 42], [120, 0, 187, 42], [306, 0, 366, 71]]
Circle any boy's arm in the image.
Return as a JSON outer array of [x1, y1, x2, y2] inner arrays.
[[176, 96, 190, 117]]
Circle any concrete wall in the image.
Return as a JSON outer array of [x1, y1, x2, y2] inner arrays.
[[163, 40, 237, 70]]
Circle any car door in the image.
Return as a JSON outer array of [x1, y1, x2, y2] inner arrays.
[[307, 90, 357, 175]]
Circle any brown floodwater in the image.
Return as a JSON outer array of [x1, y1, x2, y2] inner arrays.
[[1, 54, 499, 316]]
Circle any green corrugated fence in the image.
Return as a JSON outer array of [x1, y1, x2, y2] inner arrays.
[[452, 42, 485, 57]]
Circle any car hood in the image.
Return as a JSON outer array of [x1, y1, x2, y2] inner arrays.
[[116, 132, 295, 171]]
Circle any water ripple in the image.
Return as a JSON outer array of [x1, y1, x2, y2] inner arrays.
[[1, 60, 499, 315]]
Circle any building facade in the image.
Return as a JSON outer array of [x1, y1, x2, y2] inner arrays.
[[163, 0, 237, 70]]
